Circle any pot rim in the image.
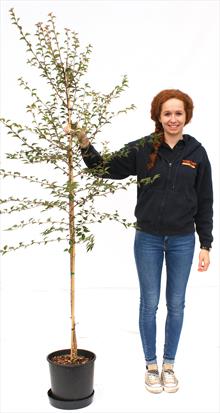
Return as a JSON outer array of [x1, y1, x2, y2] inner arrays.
[[47, 348, 96, 367]]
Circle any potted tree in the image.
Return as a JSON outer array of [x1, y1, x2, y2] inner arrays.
[[0, 9, 136, 409]]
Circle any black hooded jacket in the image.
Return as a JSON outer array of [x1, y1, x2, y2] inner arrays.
[[81, 134, 213, 248]]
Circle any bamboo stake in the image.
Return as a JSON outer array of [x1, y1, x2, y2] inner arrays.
[[67, 96, 77, 362]]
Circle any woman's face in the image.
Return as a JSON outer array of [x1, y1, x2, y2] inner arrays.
[[159, 98, 186, 137]]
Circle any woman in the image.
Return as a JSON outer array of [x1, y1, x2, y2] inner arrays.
[[67, 89, 213, 393]]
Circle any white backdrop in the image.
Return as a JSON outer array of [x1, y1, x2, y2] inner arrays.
[[0, 1, 219, 413]]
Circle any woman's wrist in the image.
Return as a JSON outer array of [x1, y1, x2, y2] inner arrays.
[[80, 139, 90, 149]]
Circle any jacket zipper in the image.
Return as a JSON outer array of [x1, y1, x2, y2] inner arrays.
[[157, 161, 173, 228]]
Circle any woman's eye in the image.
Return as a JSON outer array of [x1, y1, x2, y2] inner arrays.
[[162, 112, 183, 117], [163, 112, 183, 116]]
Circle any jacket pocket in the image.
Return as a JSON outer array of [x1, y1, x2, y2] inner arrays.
[[161, 190, 197, 228], [135, 188, 164, 225]]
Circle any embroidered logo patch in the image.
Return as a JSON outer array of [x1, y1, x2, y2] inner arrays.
[[181, 159, 197, 169]]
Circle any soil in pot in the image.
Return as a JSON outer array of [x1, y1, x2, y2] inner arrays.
[[51, 353, 90, 365]]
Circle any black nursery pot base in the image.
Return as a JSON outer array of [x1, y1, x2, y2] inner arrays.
[[48, 389, 95, 410]]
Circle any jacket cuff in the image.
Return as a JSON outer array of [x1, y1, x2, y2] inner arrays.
[[200, 245, 212, 251], [81, 143, 92, 154]]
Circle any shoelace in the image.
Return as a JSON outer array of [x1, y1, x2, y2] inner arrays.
[[164, 369, 174, 374], [163, 369, 176, 383], [147, 370, 160, 383]]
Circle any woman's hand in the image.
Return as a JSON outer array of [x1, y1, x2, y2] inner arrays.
[[198, 250, 210, 272], [64, 123, 90, 149]]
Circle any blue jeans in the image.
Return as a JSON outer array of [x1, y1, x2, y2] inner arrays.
[[134, 230, 195, 365]]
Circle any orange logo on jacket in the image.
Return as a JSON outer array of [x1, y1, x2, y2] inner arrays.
[[181, 159, 197, 169]]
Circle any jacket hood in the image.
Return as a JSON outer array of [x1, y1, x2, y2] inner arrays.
[[147, 133, 202, 158], [183, 134, 202, 158]]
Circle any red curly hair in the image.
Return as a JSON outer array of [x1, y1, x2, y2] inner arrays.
[[147, 89, 194, 169]]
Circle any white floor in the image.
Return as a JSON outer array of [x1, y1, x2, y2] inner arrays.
[[0, 231, 220, 413]]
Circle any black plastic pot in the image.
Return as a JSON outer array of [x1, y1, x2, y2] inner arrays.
[[47, 349, 96, 410]]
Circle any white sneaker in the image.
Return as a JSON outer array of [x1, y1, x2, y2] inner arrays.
[[145, 364, 163, 394], [161, 363, 179, 393]]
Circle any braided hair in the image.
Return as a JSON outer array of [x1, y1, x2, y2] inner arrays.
[[147, 89, 194, 170]]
